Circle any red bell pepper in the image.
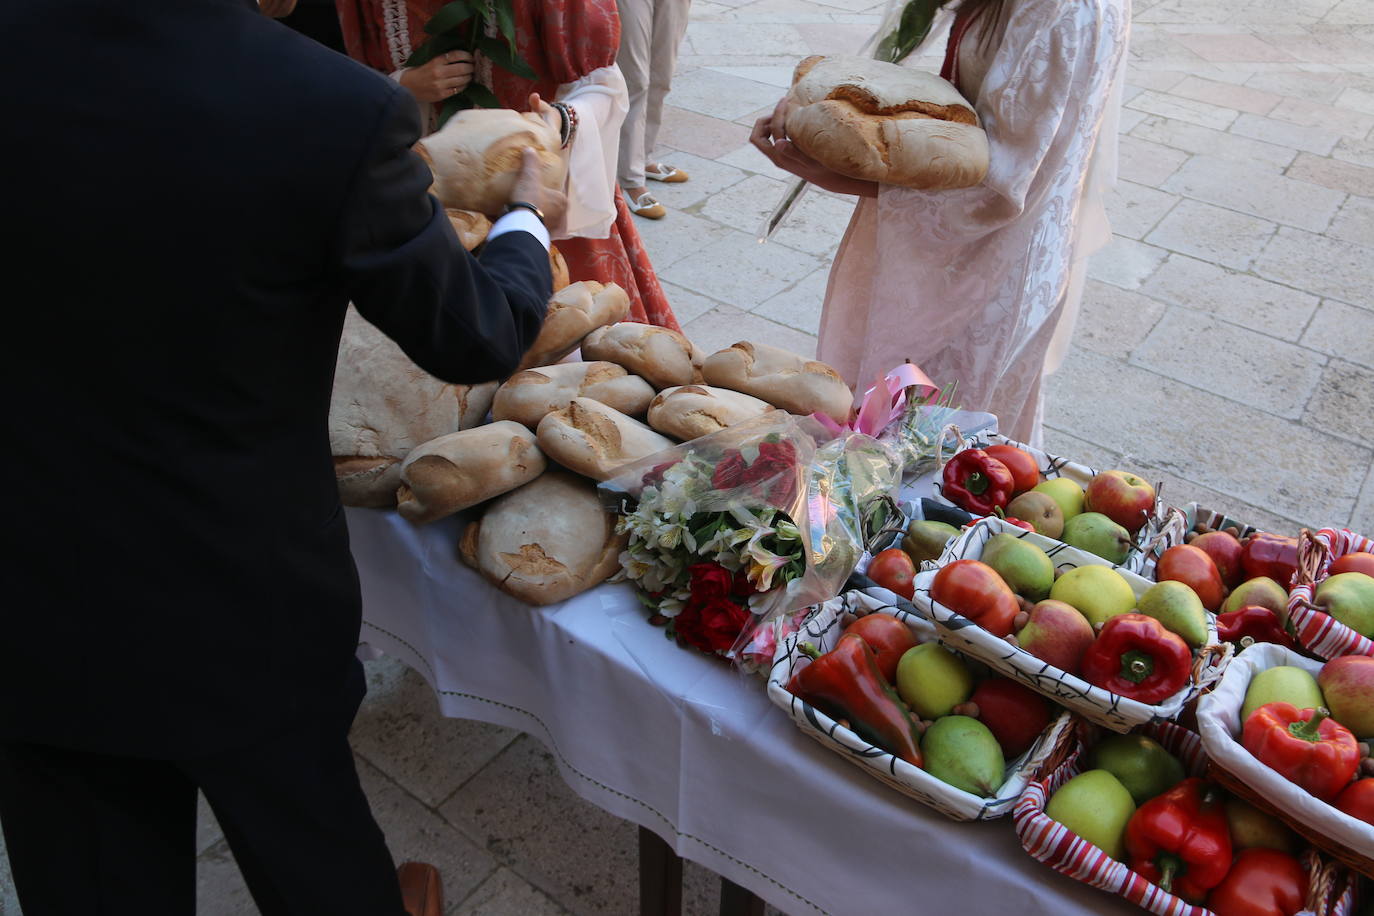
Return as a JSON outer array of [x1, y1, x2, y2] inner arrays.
[[1206, 847, 1307, 916], [788, 634, 924, 768], [1124, 777, 1232, 902], [1217, 605, 1297, 650], [941, 449, 1015, 515], [1241, 703, 1359, 802], [1081, 613, 1193, 705], [1241, 531, 1299, 588]]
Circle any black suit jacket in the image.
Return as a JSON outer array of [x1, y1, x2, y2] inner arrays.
[[0, 0, 552, 757]]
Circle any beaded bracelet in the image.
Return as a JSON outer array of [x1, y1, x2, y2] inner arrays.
[[550, 101, 578, 148]]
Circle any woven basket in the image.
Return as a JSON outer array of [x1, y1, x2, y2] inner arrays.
[[1196, 642, 1374, 879], [908, 517, 1232, 732], [1015, 721, 1358, 915], [1288, 527, 1374, 661], [767, 590, 1078, 821]]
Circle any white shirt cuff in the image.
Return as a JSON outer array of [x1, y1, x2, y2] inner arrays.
[[487, 209, 551, 251]]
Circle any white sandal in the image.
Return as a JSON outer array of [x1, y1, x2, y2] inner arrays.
[[627, 192, 666, 219], [646, 163, 690, 183]]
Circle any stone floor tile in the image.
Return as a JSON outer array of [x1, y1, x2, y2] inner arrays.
[[1254, 226, 1374, 307], [198, 791, 224, 855], [641, 148, 750, 210], [715, 142, 796, 182], [1352, 465, 1374, 534], [663, 68, 791, 122], [1231, 112, 1342, 156], [1161, 154, 1344, 231], [1086, 236, 1169, 290], [684, 22, 811, 56], [1333, 137, 1374, 169], [1170, 76, 1282, 115], [683, 304, 819, 357], [695, 173, 789, 236], [1270, 96, 1374, 140], [0, 830, 17, 916], [1127, 90, 1239, 131], [1106, 181, 1180, 240], [195, 839, 257, 916], [1305, 359, 1374, 452], [1336, 87, 1374, 117], [766, 188, 856, 256], [1127, 31, 1213, 68], [704, 65, 795, 90], [750, 267, 830, 334], [659, 282, 726, 325], [1245, 71, 1346, 105], [1039, 427, 1123, 470], [350, 656, 519, 809], [1128, 464, 1312, 535], [1128, 307, 1328, 419], [1171, 32, 1300, 63], [1128, 70, 1191, 93], [453, 868, 570, 916], [439, 736, 641, 916], [661, 230, 824, 311], [1118, 108, 1149, 134], [629, 208, 735, 271], [1142, 253, 1320, 340], [1276, 34, 1374, 68], [1131, 115, 1297, 169], [795, 21, 879, 54], [1116, 135, 1191, 186], [1044, 348, 1365, 524], [1325, 0, 1374, 24], [1300, 299, 1374, 369], [655, 107, 752, 160], [1145, 198, 1278, 270], [1326, 194, 1374, 247], [1070, 280, 1168, 360], [1286, 152, 1374, 197]]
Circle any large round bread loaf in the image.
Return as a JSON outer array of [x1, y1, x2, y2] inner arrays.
[[702, 342, 853, 420], [646, 385, 775, 441], [458, 470, 627, 605], [446, 209, 491, 251], [581, 322, 704, 390], [536, 398, 675, 481], [493, 361, 656, 429], [517, 281, 631, 372], [418, 109, 567, 217], [331, 307, 499, 507], [783, 55, 988, 190], [395, 422, 545, 525]]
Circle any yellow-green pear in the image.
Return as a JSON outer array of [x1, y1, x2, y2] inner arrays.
[[1045, 769, 1136, 859], [895, 644, 974, 720], [1136, 580, 1208, 648], [982, 533, 1054, 602], [1049, 565, 1138, 628]]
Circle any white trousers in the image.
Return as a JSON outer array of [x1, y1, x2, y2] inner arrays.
[[615, 0, 692, 188]]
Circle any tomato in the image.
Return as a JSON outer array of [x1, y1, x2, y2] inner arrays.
[[1331, 552, 1374, 578], [867, 549, 916, 600], [984, 444, 1040, 495], [929, 559, 1020, 637], [1206, 847, 1306, 916], [843, 614, 918, 682], [1336, 778, 1374, 826]]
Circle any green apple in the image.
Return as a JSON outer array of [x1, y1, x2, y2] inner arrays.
[[1136, 580, 1208, 648], [895, 644, 973, 720], [1314, 572, 1374, 638], [1032, 477, 1085, 522], [1045, 769, 1136, 859], [1089, 733, 1185, 805], [1049, 565, 1138, 628], [1241, 666, 1324, 724], [982, 533, 1054, 602]]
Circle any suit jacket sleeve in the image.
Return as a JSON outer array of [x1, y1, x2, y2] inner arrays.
[[338, 86, 552, 383]]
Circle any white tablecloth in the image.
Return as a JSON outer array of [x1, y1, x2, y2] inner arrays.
[[348, 507, 1138, 916]]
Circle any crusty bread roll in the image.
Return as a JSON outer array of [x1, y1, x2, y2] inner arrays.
[[783, 55, 988, 190], [549, 245, 570, 292], [395, 422, 545, 525], [493, 361, 656, 429], [702, 342, 853, 420], [516, 281, 631, 372], [331, 307, 499, 507], [446, 209, 491, 251], [580, 322, 704, 390], [418, 109, 567, 217], [647, 385, 776, 441], [459, 470, 627, 605], [536, 398, 675, 481]]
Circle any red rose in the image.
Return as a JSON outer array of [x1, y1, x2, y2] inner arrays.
[[743, 440, 799, 505], [642, 459, 678, 489], [711, 449, 748, 491], [688, 562, 734, 600], [731, 568, 756, 597], [674, 597, 752, 655]]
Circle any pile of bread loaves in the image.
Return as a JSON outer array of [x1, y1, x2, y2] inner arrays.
[[328, 108, 856, 606]]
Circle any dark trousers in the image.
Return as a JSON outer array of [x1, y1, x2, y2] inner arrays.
[[0, 660, 406, 915], [279, 2, 346, 54]]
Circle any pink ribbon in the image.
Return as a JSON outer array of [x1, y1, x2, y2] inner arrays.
[[812, 363, 939, 437]]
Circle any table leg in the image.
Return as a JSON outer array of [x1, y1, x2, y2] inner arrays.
[[639, 825, 683, 916], [719, 877, 766, 916]]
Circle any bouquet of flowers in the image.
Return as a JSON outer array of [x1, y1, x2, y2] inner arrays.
[[600, 413, 901, 669]]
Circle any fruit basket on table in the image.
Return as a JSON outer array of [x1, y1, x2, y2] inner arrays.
[[1196, 642, 1374, 878], [767, 589, 1076, 821], [1289, 528, 1374, 661], [1015, 719, 1359, 916], [909, 518, 1231, 733]]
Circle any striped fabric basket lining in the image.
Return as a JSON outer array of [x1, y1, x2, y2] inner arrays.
[[910, 518, 1232, 733], [1289, 527, 1374, 660], [930, 433, 1185, 576], [767, 590, 1078, 821], [1014, 721, 1358, 916]]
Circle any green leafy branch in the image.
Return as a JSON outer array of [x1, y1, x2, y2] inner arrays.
[[406, 0, 539, 126], [873, 0, 941, 63]]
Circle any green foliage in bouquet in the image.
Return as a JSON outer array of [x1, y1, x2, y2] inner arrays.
[[879, 380, 963, 478], [873, 0, 942, 63], [407, 0, 538, 126]]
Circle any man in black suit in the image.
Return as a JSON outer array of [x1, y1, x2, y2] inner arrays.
[[0, 0, 558, 912]]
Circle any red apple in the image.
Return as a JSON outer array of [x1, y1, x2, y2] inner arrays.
[[1335, 779, 1374, 826], [1015, 599, 1095, 674], [1193, 530, 1245, 590], [1156, 544, 1228, 612], [843, 614, 917, 683], [1318, 655, 1374, 738], [1331, 552, 1374, 578], [969, 677, 1052, 758], [1083, 470, 1156, 534]]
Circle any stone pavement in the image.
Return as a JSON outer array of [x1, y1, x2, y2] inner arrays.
[[3, 0, 1372, 913]]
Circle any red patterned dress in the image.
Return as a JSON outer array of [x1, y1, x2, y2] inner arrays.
[[337, 0, 679, 330]]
